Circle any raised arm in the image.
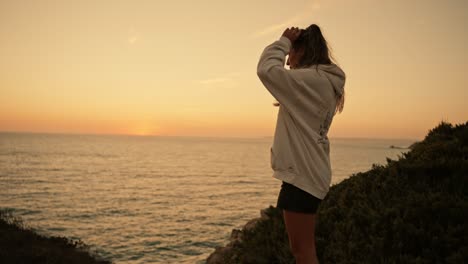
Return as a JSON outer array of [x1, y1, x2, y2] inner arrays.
[[256, 28, 303, 112]]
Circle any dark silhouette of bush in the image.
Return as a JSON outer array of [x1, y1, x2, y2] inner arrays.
[[0, 209, 113, 264], [210, 120, 468, 264]]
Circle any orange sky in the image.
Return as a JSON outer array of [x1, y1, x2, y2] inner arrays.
[[0, 0, 466, 139]]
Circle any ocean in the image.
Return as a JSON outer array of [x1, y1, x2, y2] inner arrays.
[[0, 132, 416, 263]]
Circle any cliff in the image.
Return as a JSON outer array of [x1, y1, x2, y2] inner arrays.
[[206, 121, 468, 264]]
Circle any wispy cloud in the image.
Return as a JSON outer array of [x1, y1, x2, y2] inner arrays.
[[196, 72, 242, 86], [311, 0, 321, 10], [199, 77, 231, 85], [128, 36, 138, 44], [250, 0, 322, 39], [251, 17, 299, 38], [127, 28, 140, 44]]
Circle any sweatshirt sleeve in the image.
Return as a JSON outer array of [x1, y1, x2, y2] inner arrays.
[[256, 36, 302, 112]]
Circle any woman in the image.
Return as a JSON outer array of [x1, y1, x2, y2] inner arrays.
[[257, 24, 346, 264]]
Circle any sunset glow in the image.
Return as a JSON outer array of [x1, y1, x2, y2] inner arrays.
[[1, 0, 466, 139]]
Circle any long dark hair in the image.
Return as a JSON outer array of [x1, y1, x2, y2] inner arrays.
[[293, 24, 345, 114]]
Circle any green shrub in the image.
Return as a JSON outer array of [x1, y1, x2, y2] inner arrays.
[[218, 120, 468, 264], [0, 209, 112, 264]]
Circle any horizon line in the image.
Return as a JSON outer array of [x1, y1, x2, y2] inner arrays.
[[0, 130, 422, 141]]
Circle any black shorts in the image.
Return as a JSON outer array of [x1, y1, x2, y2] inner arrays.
[[276, 181, 322, 214]]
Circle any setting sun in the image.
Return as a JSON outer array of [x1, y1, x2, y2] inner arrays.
[[0, 0, 466, 139], [1, 1, 466, 263]]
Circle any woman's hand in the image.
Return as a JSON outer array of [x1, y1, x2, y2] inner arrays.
[[282, 27, 302, 44]]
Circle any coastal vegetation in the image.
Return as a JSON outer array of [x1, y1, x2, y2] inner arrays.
[[207, 121, 468, 263], [0, 209, 112, 264]]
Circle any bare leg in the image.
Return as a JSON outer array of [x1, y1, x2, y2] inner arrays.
[[283, 209, 319, 264]]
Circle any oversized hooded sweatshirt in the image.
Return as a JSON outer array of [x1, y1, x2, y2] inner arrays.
[[256, 36, 346, 200]]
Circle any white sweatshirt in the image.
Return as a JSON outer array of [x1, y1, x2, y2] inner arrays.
[[257, 36, 346, 199]]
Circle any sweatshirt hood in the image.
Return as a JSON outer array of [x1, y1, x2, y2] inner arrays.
[[316, 64, 346, 96]]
